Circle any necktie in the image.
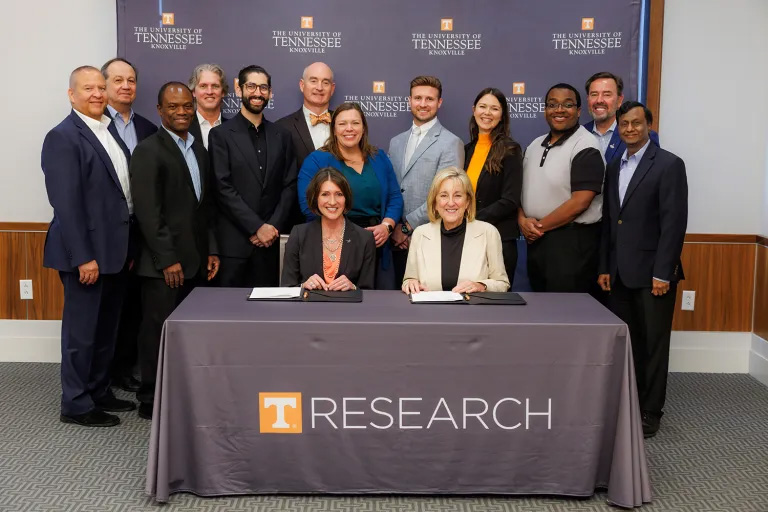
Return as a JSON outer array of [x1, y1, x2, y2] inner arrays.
[[310, 112, 331, 126], [404, 126, 421, 167]]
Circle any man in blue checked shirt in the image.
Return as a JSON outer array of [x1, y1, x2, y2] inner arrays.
[[129, 82, 220, 420]]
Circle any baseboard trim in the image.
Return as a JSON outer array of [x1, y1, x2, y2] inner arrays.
[[0, 320, 61, 362], [668, 331, 751, 373], [749, 334, 768, 387]]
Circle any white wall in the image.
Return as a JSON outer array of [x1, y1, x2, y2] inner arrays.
[[0, 1, 116, 222], [659, 0, 768, 235]]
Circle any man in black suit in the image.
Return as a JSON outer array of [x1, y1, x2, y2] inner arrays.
[[188, 63, 229, 150], [276, 62, 335, 230], [130, 82, 220, 420], [101, 57, 158, 394], [42, 66, 136, 427], [210, 65, 297, 287], [598, 101, 688, 438]]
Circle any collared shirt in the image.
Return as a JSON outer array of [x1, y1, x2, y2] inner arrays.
[[197, 110, 221, 150], [237, 112, 267, 179], [302, 105, 331, 149], [618, 139, 651, 206], [106, 105, 138, 153], [74, 109, 133, 213], [163, 126, 201, 200], [403, 117, 437, 167], [591, 120, 616, 158]]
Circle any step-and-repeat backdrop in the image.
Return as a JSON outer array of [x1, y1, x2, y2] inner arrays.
[[118, 0, 643, 148]]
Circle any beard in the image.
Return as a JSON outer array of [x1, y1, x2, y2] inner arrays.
[[590, 104, 613, 122], [243, 93, 267, 115]]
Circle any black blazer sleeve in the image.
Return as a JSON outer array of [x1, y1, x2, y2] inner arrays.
[[280, 224, 303, 287], [267, 130, 298, 232], [653, 156, 688, 281], [475, 151, 523, 225], [355, 228, 376, 290], [599, 161, 616, 275]]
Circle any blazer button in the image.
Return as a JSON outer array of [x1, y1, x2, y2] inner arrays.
[[618, 220, 623, 225]]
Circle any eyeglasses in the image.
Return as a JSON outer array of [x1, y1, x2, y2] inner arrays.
[[243, 82, 270, 94], [545, 102, 577, 110]]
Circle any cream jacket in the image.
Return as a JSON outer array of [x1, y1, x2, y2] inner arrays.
[[403, 220, 510, 292]]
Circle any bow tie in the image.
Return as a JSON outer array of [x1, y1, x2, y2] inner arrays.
[[310, 112, 331, 126]]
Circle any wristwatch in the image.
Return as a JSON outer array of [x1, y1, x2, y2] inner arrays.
[[400, 223, 412, 236]]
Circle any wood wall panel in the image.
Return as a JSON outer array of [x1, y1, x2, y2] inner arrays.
[[0, 232, 28, 319], [755, 245, 768, 340], [647, 0, 665, 129], [672, 243, 756, 331], [26, 232, 64, 320]]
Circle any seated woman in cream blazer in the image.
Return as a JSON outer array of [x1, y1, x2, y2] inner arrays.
[[402, 167, 510, 294]]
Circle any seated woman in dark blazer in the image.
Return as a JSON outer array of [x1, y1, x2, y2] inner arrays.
[[282, 168, 376, 290], [464, 87, 523, 286]]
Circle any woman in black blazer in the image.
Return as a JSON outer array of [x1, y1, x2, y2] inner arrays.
[[464, 87, 523, 285], [281, 167, 376, 290]]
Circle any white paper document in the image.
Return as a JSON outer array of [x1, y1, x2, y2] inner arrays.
[[249, 287, 302, 300], [409, 291, 464, 303]]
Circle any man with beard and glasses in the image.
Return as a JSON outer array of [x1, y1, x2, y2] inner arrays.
[[129, 82, 219, 419], [583, 72, 659, 164], [188, 63, 230, 150], [518, 83, 605, 295], [387, 75, 464, 285], [209, 65, 297, 287]]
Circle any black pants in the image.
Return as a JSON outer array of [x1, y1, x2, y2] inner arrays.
[[59, 270, 126, 415], [111, 269, 141, 382], [501, 240, 518, 288], [527, 222, 600, 295], [217, 243, 280, 287], [393, 246, 408, 288], [136, 276, 200, 405], [609, 275, 677, 416]]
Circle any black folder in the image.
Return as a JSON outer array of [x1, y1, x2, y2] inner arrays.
[[247, 288, 363, 303], [409, 291, 526, 305]]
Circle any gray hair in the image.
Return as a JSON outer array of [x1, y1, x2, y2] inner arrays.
[[69, 65, 101, 88], [188, 63, 229, 96], [101, 58, 138, 81]]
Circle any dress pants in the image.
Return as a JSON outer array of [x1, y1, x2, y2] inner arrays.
[[527, 222, 600, 295], [218, 244, 280, 287], [59, 270, 126, 415], [110, 269, 141, 383], [609, 275, 677, 416], [501, 240, 518, 288], [392, 246, 408, 288], [136, 276, 200, 406]]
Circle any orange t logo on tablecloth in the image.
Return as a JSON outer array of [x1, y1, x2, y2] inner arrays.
[[260, 392, 302, 433]]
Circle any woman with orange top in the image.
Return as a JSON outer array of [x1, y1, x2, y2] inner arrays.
[[281, 167, 376, 290], [464, 87, 523, 285]]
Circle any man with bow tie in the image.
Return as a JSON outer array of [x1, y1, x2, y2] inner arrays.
[[277, 62, 336, 231]]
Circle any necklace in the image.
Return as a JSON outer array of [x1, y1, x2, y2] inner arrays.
[[322, 222, 345, 261]]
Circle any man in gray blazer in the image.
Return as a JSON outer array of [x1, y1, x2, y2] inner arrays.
[[388, 76, 464, 283]]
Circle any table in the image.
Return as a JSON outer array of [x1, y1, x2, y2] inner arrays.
[[146, 289, 651, 507]]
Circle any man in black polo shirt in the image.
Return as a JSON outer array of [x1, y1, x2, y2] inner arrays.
[[518, 83, 605, 294]]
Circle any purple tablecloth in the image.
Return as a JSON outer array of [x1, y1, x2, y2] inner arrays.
[[147, 289, 651, 507]]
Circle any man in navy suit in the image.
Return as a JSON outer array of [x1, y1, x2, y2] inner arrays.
[[598, 101, 688, 438], [41, 66, 136, 427], [583, 72, 659, 164], [101, 57, 158, 394]]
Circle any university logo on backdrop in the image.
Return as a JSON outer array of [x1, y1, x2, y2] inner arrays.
[[133, 12, 203, 50], [507, 81, 545, 120], [552, 17, 623, 55], [344, 80, 409, 119], [272, 16, 342, 54], [412, 18, 482, 56]]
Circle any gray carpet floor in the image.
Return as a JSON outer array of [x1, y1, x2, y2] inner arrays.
[[0, 364, 766, 511]]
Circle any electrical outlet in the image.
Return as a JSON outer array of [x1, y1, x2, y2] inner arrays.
[[19, 279, 33, 300], [681, 290, 695, 311]]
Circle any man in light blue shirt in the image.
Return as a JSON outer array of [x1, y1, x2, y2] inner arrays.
[[100, 57, 159, 394], [598, 101, 688, 439], [101, 58, 157, 156]]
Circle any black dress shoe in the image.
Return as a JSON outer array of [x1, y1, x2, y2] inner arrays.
[[112, 375, 141, 393], [138, 403, 153, 420], [60, 410, 120, 427], [642, 411, 661, 438], [95, 395, 137, 412]]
